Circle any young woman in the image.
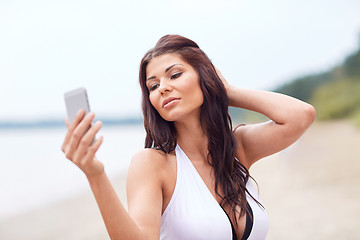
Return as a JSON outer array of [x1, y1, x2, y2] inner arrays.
[[62, 35, 316, 240]]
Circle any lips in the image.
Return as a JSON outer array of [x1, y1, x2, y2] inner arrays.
[[162, 97, 180, 108]]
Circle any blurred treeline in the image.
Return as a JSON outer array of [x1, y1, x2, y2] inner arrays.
[[275, 41, 360, 125], [230, 38, 360, 126]]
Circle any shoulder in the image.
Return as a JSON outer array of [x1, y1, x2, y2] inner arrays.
[[127, 148, 174, 187], [130, 148, 169, 169]]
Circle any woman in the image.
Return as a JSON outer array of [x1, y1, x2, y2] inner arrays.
[[62, 35, 316, 240]]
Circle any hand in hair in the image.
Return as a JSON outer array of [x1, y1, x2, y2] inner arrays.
[[215, 67, 230, 92]]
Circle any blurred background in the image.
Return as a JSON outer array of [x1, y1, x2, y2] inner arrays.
[[1, 0, 359, 239]]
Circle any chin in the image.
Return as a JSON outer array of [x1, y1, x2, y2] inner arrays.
[[160, 114, 177, 122], [159, 110, 182, 122]]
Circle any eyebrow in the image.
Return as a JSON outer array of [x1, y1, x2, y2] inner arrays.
[[146, 64, 183, 81]]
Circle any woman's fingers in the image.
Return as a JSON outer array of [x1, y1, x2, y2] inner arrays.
[[61, 110, 85, 153], [66, 112, 95, 160], [61, 110, 105, 177], [73, 121, 103, 163], [83, 136, 104, 164], [65, 117, 69, 129], [69, 110, 87, 131], [78, 136, 104, 177], [215, 67, 229, 90]]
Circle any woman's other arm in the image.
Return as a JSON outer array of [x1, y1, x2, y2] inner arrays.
[[61, 110, 162, 240], [87, 158, 163, 240], [216, 69, 316, 169]]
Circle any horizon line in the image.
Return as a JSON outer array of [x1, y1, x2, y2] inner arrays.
[[0, 117, 143, 129]]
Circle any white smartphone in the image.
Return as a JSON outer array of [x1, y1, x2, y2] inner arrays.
[[64, 87, 91, 124], [64, 87, 96, 142]]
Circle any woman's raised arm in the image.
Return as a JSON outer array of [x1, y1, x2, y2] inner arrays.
[[61, 110, 162, 240], [216, 69, 316, 168]]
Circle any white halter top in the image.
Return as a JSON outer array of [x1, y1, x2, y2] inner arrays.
[[160, 145, 269, 240]]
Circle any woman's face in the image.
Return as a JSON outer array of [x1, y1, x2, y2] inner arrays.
[[145, 53, 204, 122]]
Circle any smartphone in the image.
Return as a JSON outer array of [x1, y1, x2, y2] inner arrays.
[[64, 87, 96, 142], [64, 87, 91, 124]]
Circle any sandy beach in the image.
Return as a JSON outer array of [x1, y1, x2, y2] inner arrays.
[[251, 120, 360, 240], [1, 120, 359, 239]]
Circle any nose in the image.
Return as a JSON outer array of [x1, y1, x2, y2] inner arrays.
[[158, 79, 172, 94]]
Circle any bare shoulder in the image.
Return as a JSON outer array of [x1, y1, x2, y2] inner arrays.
[[130, 148, 169, 171], [127, 148, 174, 189], [127, 148, 176, 218]]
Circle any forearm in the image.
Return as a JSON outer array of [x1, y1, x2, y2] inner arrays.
[[87, 172, 145, 240], [227, 86, 316, 126]]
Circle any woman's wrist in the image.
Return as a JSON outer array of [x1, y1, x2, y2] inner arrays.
[[86, 169, 107, 185]]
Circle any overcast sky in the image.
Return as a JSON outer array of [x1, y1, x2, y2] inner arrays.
[[1, 0, 360, 120]]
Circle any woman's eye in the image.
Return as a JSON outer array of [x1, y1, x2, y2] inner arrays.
[[170, 72, 182, 80], [149, 84, 159, 91]]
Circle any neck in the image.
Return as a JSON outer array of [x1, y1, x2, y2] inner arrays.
[[174, 115, 208, 162]]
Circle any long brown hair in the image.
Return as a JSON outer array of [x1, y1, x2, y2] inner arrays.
[[139, 35, 257, 224]]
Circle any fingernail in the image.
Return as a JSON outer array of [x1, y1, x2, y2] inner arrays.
[[87, 112, 95, 118]]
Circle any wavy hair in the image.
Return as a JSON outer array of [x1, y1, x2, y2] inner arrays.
[[139, 35, 258, 224]]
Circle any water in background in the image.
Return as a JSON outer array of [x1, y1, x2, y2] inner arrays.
[[0, 124, 145, 220]]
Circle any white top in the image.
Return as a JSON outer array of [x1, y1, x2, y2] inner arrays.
[[160, 145, 269, 240]]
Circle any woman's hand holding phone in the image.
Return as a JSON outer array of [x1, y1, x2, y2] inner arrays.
[[61, 110, 104, 178]]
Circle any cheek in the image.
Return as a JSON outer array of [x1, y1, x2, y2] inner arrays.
[[196, 89, 204, 106], [148, 94, 155, 107], [199, 90, 204, 103], [149, 94, 160, 111], [188, 81, 203, 105]]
